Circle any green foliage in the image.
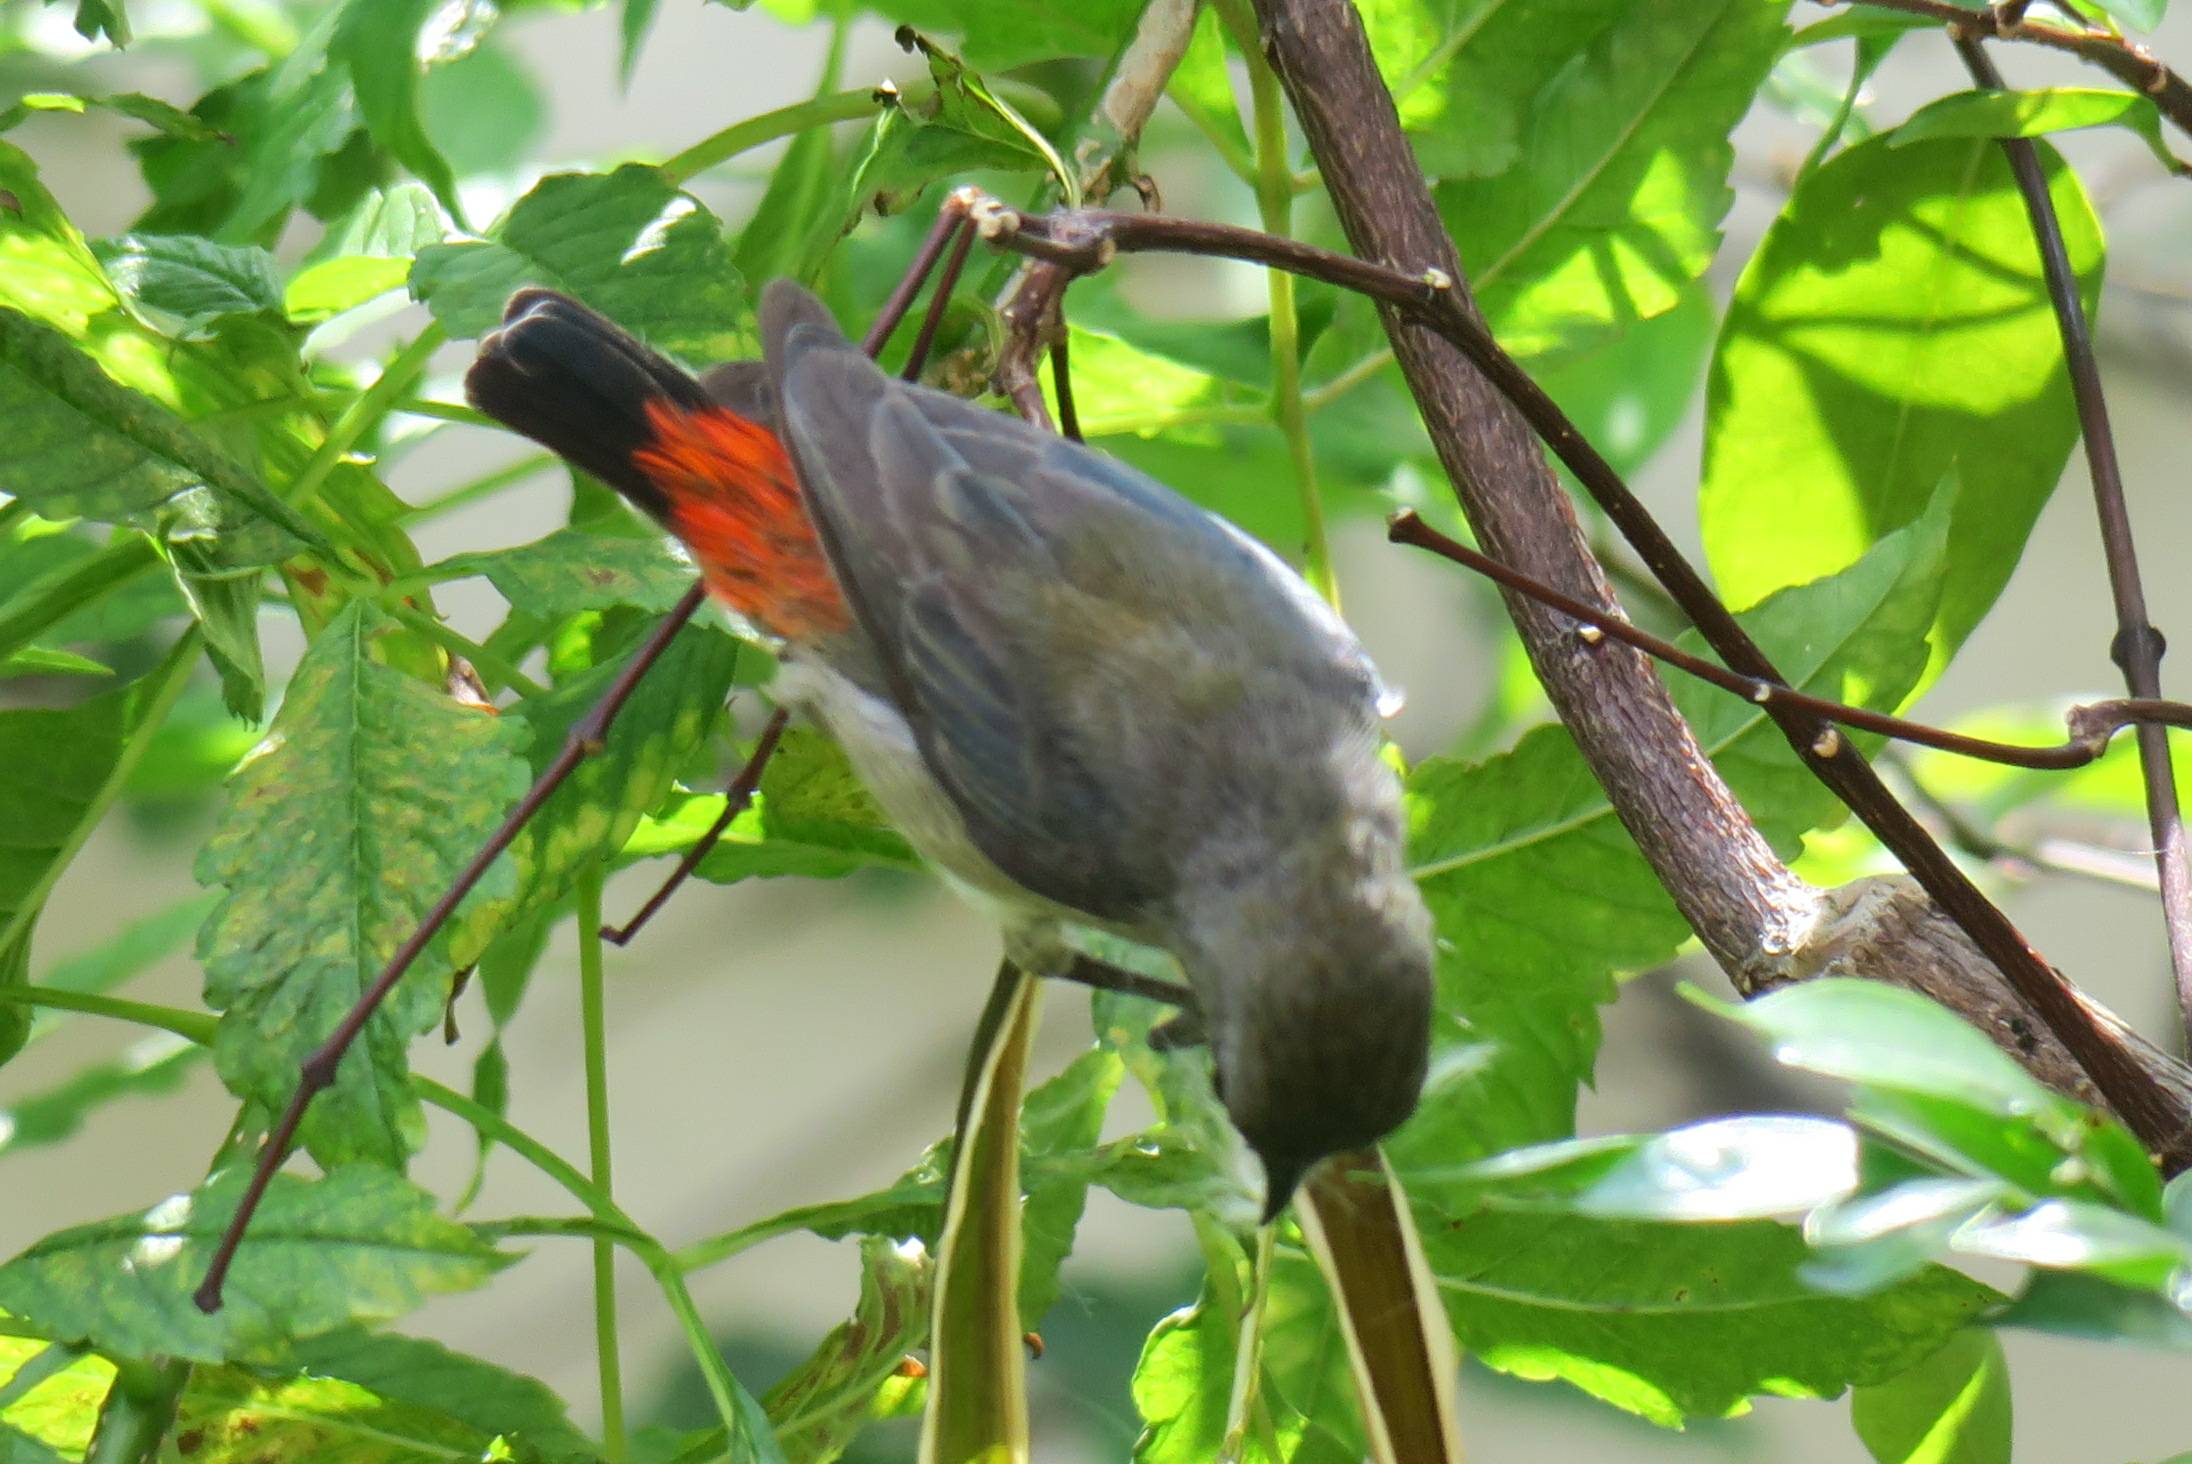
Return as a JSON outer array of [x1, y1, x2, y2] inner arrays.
[[1700, 133, 2102, 674], [411, 165, 752, 358], [0, 2, 2180, 1461], [0, 1168, 509, 1363], [1852, 1330, 2012, 1464], [196, 601, 532, 1167]]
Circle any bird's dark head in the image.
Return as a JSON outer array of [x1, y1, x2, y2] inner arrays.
[[1181, 869, 1435, 1222]]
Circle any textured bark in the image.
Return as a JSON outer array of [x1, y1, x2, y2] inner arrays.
[[1246, 0, 1805, 976]]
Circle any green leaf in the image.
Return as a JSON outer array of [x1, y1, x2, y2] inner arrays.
[[1369, 0, 1629, 180], [1700, 134, 2101, 674], [0, 309, 310, 554], [431, 528, 699, 620], [411, 165, 751, 360], [731, 74, 850, 289], [91, 234, 283, 340], [0, 1423, 69, 1464], [0, 1030, 203, 1158], [0, 637, 197, 1066], [923, 973, 1034, 1464], [196, 601, 533, 1167], [487, 622, 740, 930], [0, 648, 108, 678], [622, 728, 916, 886], [762, 1235, 930, 1460], [0, 92, 226, 143], [0, 1335, 107, 1459], [1891, 86, 2185, 175], [843, 0, 1144, 68], [1534, 282, 1716, 475], [0, 1167, 510, 1363], [420, 40, 545, 182], [1440, 1114, 1862, 1221], [67, 0, 128, 45], [1698, 979, 2162, 1216], [283, 1327, 601, 1462], [333, 0, 468, 229], [1437, 0, 1793, 360], [135, 14, 356, 244], [1999, 1269, 2192, 1349], [1132, 1278, 1356, 1463], [2, 1325, 585, 1463], [1393, 498, 1946, 1178], [1426, 1208, 1994, 1426]]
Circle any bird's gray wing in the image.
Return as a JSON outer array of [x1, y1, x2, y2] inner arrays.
[[757, 282, 1377, 920]]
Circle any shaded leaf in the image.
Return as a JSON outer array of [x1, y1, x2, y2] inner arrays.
[[1700, 134, 2101, 673], [286, 1327, 601, 1462], [412, 165, 750, 360], [1424, 1209, 1994, 1425], [0, 1168, 509, 1363], [0, 637, 197, 1066], [196, 601, 532, 1167], [333, 0, 468, 228], [762, 1236, 929, 1463], [432, 528, 698, 620], [92, 234, 282, 340]]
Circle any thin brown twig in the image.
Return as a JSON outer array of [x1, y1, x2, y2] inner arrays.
[[195, 584, 714, 1312], [1387, 509, 2192, 772], [601, 708, 791, 946], [1834, 0, 2192, 142], [1952, 31, 2192, 1049]]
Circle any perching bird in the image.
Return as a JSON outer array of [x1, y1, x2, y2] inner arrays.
[[465, 280, 1434, 1218]]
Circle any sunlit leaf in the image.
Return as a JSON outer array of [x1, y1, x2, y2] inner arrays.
[[1700, 134, 2101, 674], [1438, 0, 1792, 360], [1852, 1329, 2012, 1464], [1365, 0, 1627, 180], [1891, 86, 2185, 176], [0, 1168, 510, 1363], [1393, 497, 1946, 1181]]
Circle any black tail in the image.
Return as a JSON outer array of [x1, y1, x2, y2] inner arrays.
[[464, 289, 712, 522]]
